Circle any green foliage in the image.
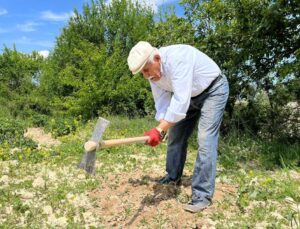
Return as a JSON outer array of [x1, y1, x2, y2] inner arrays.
[[0, 117, 25, 145], [39, 0, 154, 120], [149, 9, 195, 46], [260, 140, 300, 169], [219, 131, 300, 170], [30, 113, 49, 127], [45, 117, 80, 137], [181, 0, 300, 140], [0, 117, 38, 161], [0, 46, 44, 118]]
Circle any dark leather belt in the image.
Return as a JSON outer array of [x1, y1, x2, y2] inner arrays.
[[204, 74, 223, 92]]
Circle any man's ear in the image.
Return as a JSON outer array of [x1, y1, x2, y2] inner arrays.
[[154, 54, 161, 63]]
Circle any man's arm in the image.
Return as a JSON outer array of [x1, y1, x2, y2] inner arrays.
[[150, 81, 171, 121], [157, 119, 173, 132]]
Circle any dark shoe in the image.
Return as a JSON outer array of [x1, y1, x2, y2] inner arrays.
[[157, 175, 181, 185], [184, 199, 212, 213]]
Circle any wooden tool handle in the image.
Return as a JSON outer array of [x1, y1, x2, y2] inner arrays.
[[100, 136, 150, 148]]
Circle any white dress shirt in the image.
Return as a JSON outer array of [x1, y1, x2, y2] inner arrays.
[[149, 44, 221, 123]]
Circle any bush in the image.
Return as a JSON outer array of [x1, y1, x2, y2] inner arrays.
[[0, 117, 38, 161], [30, 113, 49, 127], [0, 117, 25, 145], [219, 132, 300, 170], [45, 117, 79, 137]]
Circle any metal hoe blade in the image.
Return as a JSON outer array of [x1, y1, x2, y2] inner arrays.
[[78, 117, 110, 174], [90, 117, 110, 143]]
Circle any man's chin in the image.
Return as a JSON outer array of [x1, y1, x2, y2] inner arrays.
[[150, 76, 160, 82]]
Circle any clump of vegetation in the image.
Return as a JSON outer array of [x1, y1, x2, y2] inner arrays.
[[0, 117, 36, 148], [45, 117, 80, 137]]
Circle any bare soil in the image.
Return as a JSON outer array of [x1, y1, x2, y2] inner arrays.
[[24, 128, 61, 148], [89, 169, 237, 228], [23, 128, 238, 228]]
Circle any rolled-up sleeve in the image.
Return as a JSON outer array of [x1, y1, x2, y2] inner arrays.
[[150, 81, 172, 121], [164, 60, 193, 123]]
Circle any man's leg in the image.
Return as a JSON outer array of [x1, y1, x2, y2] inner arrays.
[[185, 76, 229, 212], [164, 105, 200, 182]]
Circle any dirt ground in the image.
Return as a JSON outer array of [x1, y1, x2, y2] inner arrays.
[[89, 170, 237, 228], [24, 128, 238, 228], [24, 128, 61, 148]]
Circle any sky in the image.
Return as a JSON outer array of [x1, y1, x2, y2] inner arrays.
[[0, 0, 184, 57]]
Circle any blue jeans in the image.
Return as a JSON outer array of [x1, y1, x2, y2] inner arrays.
[[166, 75, 229, 203]]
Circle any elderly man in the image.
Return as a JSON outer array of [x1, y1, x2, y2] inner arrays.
[[127, 41, 229, 213]]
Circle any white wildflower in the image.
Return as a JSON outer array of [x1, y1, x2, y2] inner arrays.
[[9, 160, 18, 166], [77, 174, 86, 180], [114, 164, 124, 172], [10, 148, 21, 154], [17, 189, 35, 199], [69, 193, 91, 208], [0, 218, 6, 224], [0, 175, 9, 186], [56, 217, 68, 227], [16, 216, 25, 227], [74, 212, 81, 223], [83, 211, 98, 226], [47, 214, 68, 228], [47, 170, 57, 181], [2, 165, 9, 174], [255, 221, 270, 228], [43, 205, 53, 215], [66, 193, 74, 200], [95, 162, 103, 168], [270, 211, 284, 220], [32, 177, 45, 188], [249, 176, 259, 186], [220, 176, 231, 183], [5, 206, 13, 214], [239, 169, 247, 175], [151, 164, 161, 171], [59, 167, 71, 177], [289, 170, 300, 180]]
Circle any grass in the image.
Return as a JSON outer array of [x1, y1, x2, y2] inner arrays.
[[0, 116, 299, 228]]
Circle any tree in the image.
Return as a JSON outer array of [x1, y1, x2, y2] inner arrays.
[[0, 46, 44, 117], [39, 0, 155, 119], [181, 0, 300, 139], [148, 7, 196, 47]]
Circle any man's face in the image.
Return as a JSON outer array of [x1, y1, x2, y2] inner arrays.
[[141, 55, 161, 82]]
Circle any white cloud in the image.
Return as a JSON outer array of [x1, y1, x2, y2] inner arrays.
[[41, 10, 75, 22], [38, 50, 49, 58], [0, 8, 8, 16], [105, 0, 177, 12], [17, 22, 41, 32]]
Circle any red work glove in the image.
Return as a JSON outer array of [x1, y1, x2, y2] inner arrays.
[[144, 128, 161, 147]]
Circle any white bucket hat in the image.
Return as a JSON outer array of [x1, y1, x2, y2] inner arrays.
[[127, 41, 154, 74]]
